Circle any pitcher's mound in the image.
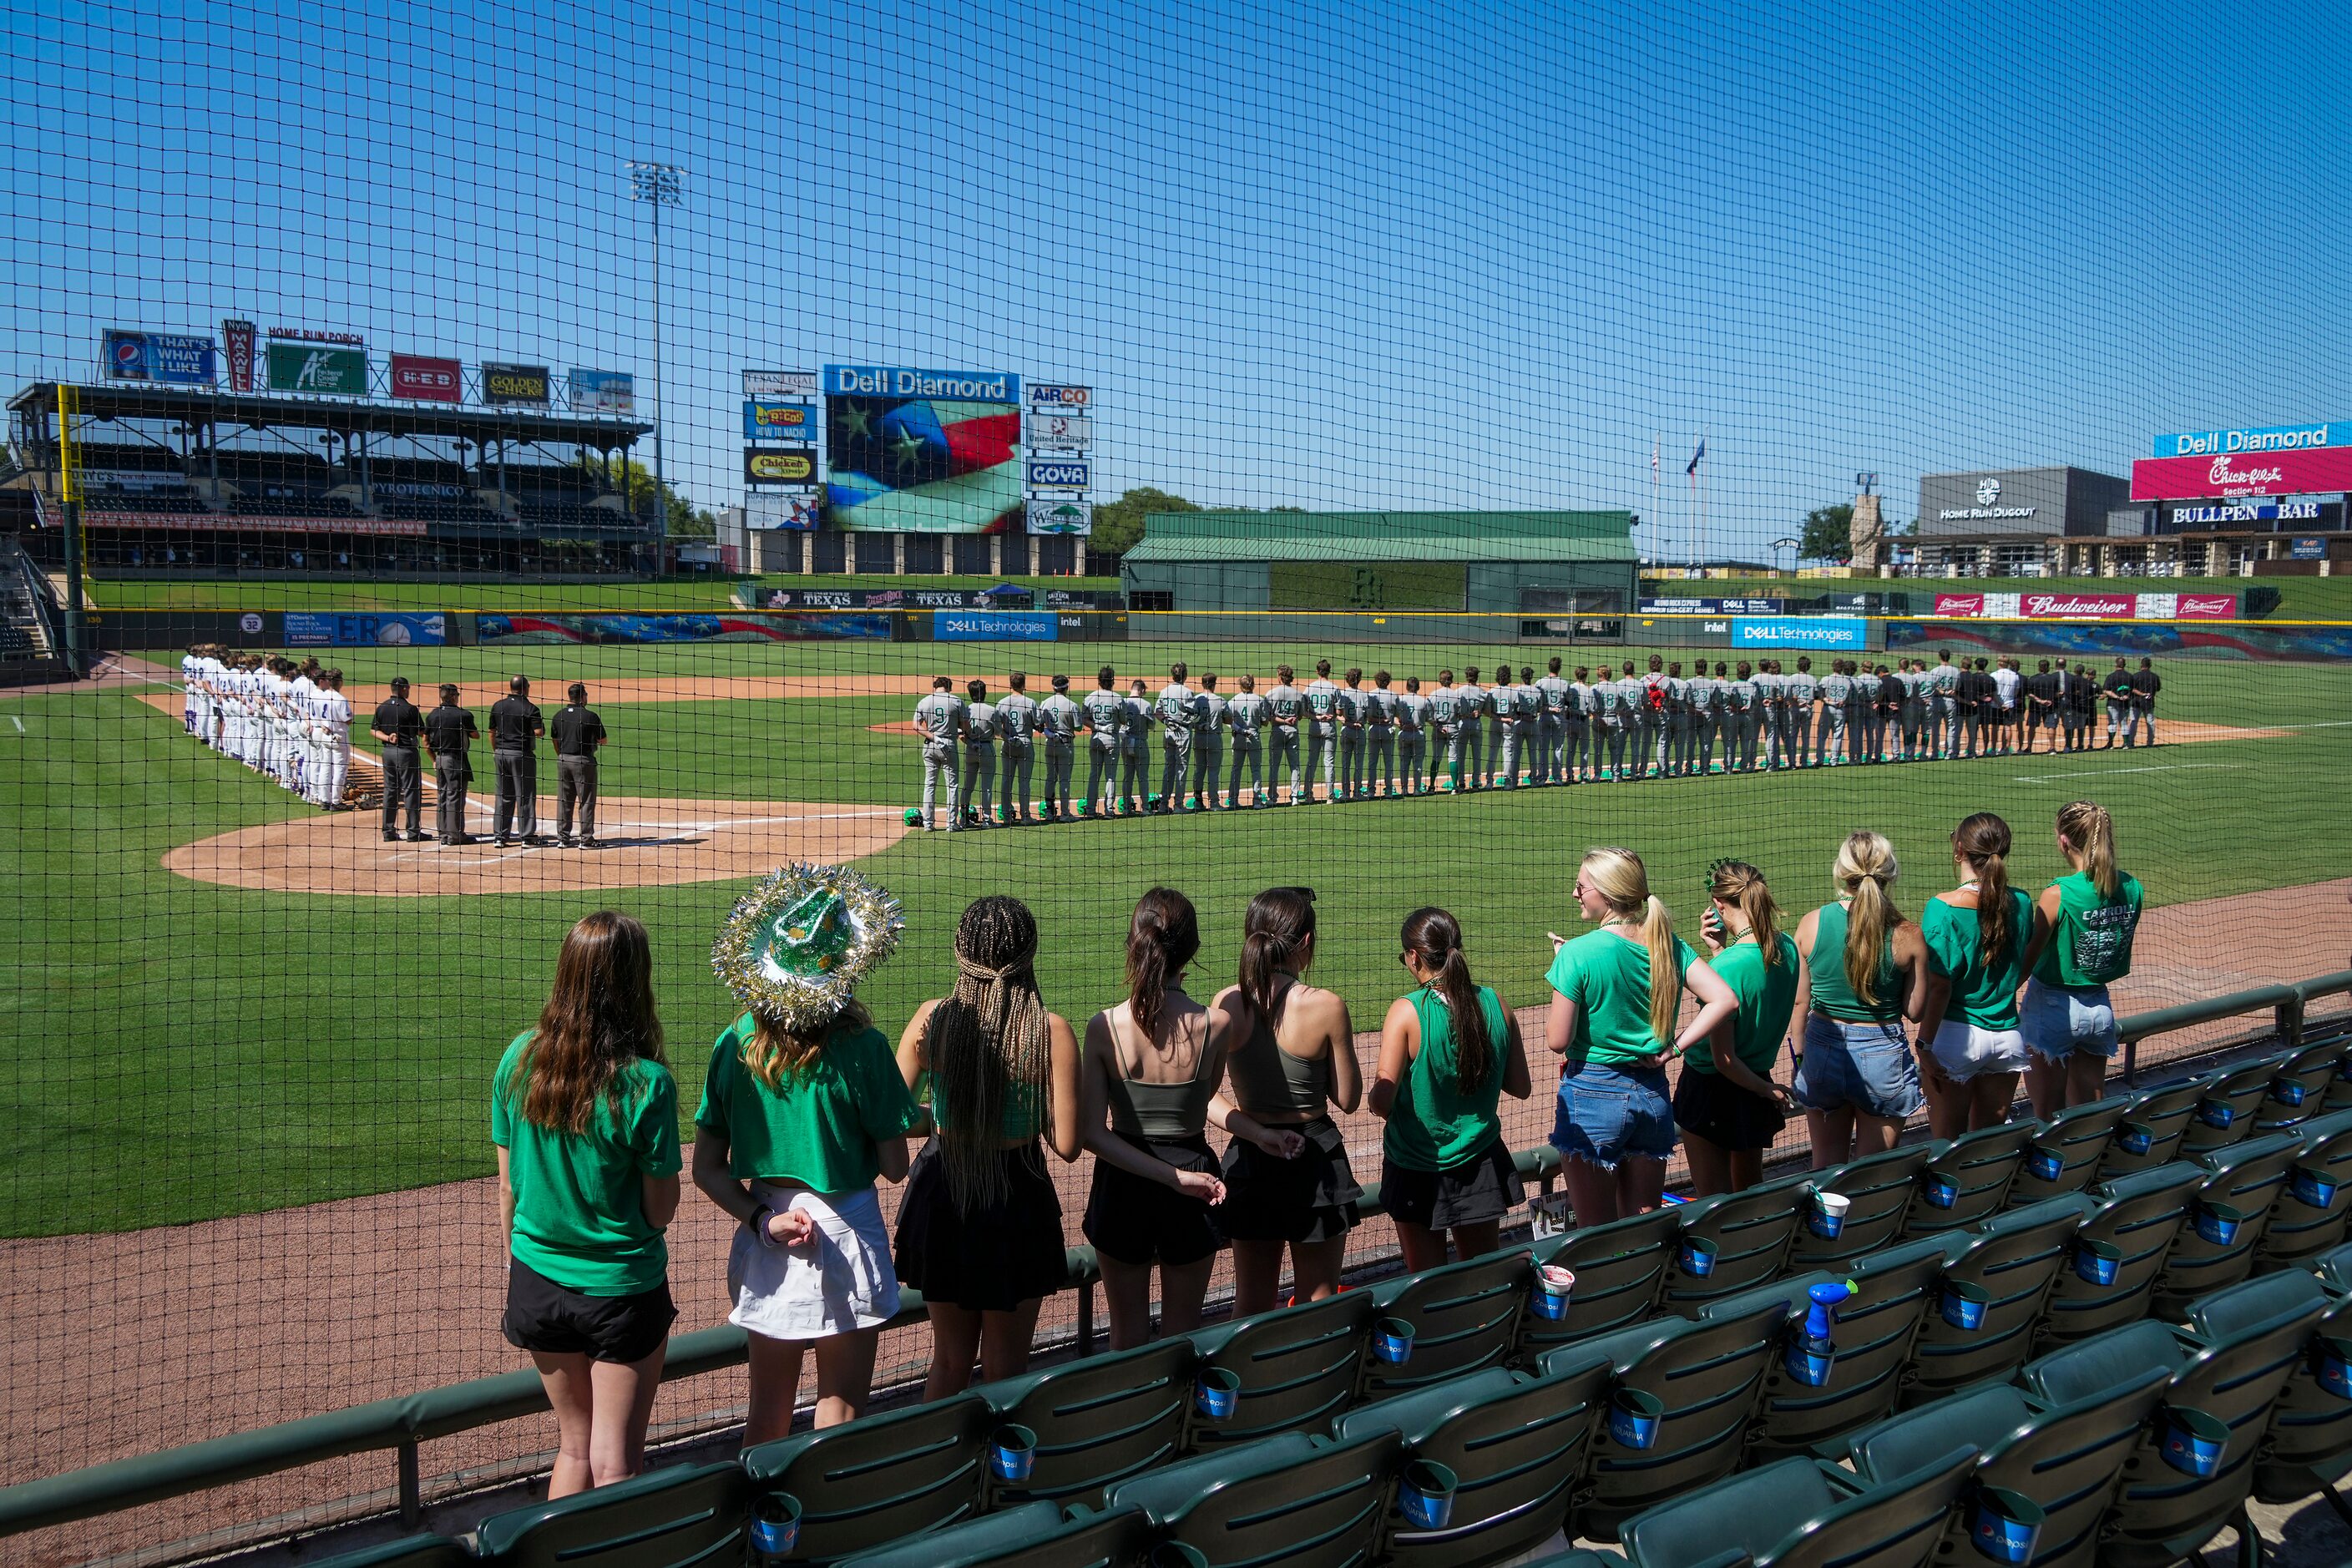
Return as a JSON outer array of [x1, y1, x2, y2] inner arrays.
[[164, 796, 910, 896]]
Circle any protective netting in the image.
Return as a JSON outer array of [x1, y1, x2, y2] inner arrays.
[[5, 2, 2352, 1565]]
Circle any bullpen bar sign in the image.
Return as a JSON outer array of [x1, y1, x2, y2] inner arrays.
[[390, 354, 463, 402], [481, 363, 551, 407], [2132, 448, 2352, 500], [746, 448, 818, 485]]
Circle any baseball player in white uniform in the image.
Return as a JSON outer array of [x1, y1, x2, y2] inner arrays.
[[1264, 665, 1304, 804], [963, 680, 999, 825], [314, 668, 353, 807], [1119, 678, 1153, 812]]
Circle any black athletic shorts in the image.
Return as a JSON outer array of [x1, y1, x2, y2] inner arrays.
[[501, 1257, 675, 1364]]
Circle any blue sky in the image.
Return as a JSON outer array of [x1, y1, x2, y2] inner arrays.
[[8, 0, 2351, 557]]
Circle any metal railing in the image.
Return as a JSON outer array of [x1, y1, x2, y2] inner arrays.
[[4, 968, 2350, 1543]]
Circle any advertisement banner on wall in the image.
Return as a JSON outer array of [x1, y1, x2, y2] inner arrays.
[[2132, 448, 2352, 500], [2291, 538, 2329, 561], [2152, 421, 2348, 458], [744, 370, 817, 398], [265, 341, 369, 395], [823, 364, 1019, 401], [568, 369, 635, 413], [745, 448, 819, 485], [1639, 597, 1788, 615], [746, 492, 821, 530], [2021, 592, 2135, 620], [222, 320, 257, 391], [103, 329, 219, 384], [389, 354, 463, 402], [1028, 383, 1091, 407], [934, 609, 1059, 642], [477, 611, 890, 645], [283, 611, 448, 648], [1025, 499, 1093, 536], [2175, 593, 2240, 619], [1024, 457, 1090, 490], [1026, 413, 1093, 451], [743, 400, 820, 440], [1731, 616, 1867, 650], [480, 363, 552, 406]]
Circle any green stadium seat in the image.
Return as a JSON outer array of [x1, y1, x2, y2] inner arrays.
[[1660, 1178, 1805, 1314], [742, 1394, 995, 1565], [1903, 1200, 2081, 1404], [1362, 1248, 1531, 1401], [1615, 1448, 1973, 1568], [1105, 1430, 1402, 1568], [2174, 1060, 2274, 1160], [1523, 1209, 1678, 1353], [473, 1461, 749, 1568], [1333, 1353, 1612, 1568], [1545, 1302, 1783, 1540], [1904, 1123, 2036, 1236], [2254, 1109, 2352, 1272], [2321, 1029, 2352, 1115], [303, 1535, 476, 1568], [1844, 1367, 2169, 1568], [2022, 1285, 2325, 1568], [2313, 1240, 2352, 1293], [1183, 1288, 1376, 1447], [1515, 1554, 1636, 1568], [971, 1339, 1195, 1507], [832, 1502, 1155, 1568], [2188, 1270, 2352, 1521], [2037, 1163, 2200, 1346], [2006, 1095, 2132, 1207], [2256, 1039, 2346, 1133], [2100, 1080, 2205, 1178], [2152, 1132, 2299, 1317], [1784, 1146, 1929, 1271], [1697, 1240, 1942, 1458]]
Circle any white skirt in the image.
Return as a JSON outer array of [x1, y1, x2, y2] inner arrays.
[[729, 1181, 900, 1342]]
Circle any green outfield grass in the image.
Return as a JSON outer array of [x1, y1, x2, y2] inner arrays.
[[6, 644, 2349, 1236], [87, 573, 1107, 612]]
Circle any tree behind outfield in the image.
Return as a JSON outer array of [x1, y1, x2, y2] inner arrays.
[[1800, 503, 1854, 563], [589, 455, 718, 540], [1091, 487, 1198, 554]]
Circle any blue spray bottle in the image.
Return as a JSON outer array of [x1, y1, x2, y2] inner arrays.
[[1785, 1281, 1853, 1387]]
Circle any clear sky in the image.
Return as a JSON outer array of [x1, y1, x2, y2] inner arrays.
[[8, 0, 2351, 558]]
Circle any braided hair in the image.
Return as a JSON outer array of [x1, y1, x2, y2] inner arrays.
[[924, 896, 1050, 1208]]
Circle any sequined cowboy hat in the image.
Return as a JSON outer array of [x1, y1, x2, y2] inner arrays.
[[711, 862, 904, 1031]]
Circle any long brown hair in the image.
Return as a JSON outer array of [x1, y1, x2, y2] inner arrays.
[[1955, 812, 2016, 967], [1581, 847, 1682, 1045], [1402, 907, 1491, 1090], [2056, 800, 2122, 902], [1239, 887, 1317, 1016], [741, 999, 873, 1090], [510, 911, 665, 1134], [1833, 831, 1904, 1007], [1127, 888, 1201, 1037], [924, 897, 1050, 1207], [1709, 861, 1783, 966]]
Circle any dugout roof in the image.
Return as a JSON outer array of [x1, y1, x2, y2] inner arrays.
[[1125, 508, 1637, 564], [9, 382, 653, 449]]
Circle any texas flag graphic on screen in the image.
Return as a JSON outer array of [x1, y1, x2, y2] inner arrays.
[[824, 367, 1024, 534]]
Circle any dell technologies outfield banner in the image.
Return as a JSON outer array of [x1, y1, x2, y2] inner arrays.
[[934, 609, 1059, 642], [2132, 448, 2352, 501], [1731, 616, 1866, 650]]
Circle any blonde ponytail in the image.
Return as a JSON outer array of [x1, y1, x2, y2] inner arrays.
[[2057, 800, 2122, 902], [1833, 831, 1903, 1008], [1707, 859, 1782, 968], [1581, 847, 1681, 1049], [743, 1001, 869, 1090]]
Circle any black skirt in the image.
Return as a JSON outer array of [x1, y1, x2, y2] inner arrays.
[[894, 1138, 1070, 1313], [1216, 1115, 1363, 1244], [1672, 1067, 1788, 1154], [1082, 1131, 1224, 1267], [1379, 1140, 1525, 1231]]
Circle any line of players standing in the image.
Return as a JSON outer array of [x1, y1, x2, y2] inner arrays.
[[178, 645, 355, 809], [909, 649, 2163, 830]]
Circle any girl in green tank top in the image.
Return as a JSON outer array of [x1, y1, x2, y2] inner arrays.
[[2021, 800, 2145, 1116], [1793, 831, 1929, 1170]]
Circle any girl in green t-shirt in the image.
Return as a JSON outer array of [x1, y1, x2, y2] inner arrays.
[[1371, 907, 1533, 1271], [691, 995, 918, 1440], [1676, 861, 1800, 1197], [1790, 831, 1930, 1167], [2020, 800, 2145, 1117], [1919, 812, 2046, 1139], [491, 912, 680, 1499], [1542, 847, 1738, 1227]]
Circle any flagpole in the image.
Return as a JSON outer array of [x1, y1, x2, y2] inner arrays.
[[1699, 429, 1711, 569]]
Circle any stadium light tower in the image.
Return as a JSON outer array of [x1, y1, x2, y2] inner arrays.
[[628, 160, 682, 549]]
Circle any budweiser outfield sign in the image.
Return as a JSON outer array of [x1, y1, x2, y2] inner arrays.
[[2022, 593, 2134, 620], [2132, 448, 2352, 500]]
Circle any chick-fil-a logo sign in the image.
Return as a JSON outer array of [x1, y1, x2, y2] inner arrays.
[[2133, 446, 2352, 500]]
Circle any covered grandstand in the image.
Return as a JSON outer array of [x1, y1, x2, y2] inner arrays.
[[4, 382, 659, 575]]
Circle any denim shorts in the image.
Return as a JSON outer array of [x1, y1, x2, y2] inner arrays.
[[1793, 1014, 1924, 1120], [1928, 1022, 2031, 1083], [1550, 1061, 1677, 1170], [2019, 979, 2118, 1063]]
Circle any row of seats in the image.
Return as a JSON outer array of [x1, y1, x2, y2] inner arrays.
[[81, 488, 212, 515], [225, 494, 364, 518], [321, 1024, 2352, 1568]]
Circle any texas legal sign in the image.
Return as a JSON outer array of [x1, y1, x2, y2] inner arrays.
[[2132, 448, 2352, 502]]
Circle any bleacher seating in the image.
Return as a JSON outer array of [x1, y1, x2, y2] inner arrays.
[[377, 498, 511, 528], [225, 493, 362, 519], [81, 486, 212, 516], [513, 500, 624, 530], [299, 1023, 2352, 1568]]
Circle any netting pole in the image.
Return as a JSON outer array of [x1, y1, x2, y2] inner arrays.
[[54, 384, 83, 676], [397, 1441, 421, 1529]]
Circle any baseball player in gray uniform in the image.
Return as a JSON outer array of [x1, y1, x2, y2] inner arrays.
[[1561, 667, 1593, 781], [1486, 670, 1513, 788], [1451, 666, 1488, 789], [1661, 661, 1692, 777], [1335, 668, 1368, 801], [1781, 657, 1816, 767], [1899, 659, 1928, 760], [913, 675, 969, 832], [1747, 660, 1780, 771], [1037, 674, 1081, 819], [1817, 659, 1852, 765], [1365, 670, 1400, 797], [1428, 670, 1464, 792], [1081, 666, 1125, 816], [963, 680, 999, 827], [1590, 663, 1626, 779], [1302, 660, 1342, 803], [1682, 662, 1715, 776], [995, 672, 1039, 823], [1394, 675, 1429, 793], [1534, 658, 1570, 784], [1156, 663, 1199, 812], [1191, 673, 1227, 809], [1120, 678, 1154, 811], [1727, 661, 1763, 772], [1928, 650, 1961, 758], [1266, 665, 1305, 803], [1225, 674, 1268, 807]]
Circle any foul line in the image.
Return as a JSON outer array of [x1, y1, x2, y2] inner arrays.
[[2012, 762, 2246, 783]]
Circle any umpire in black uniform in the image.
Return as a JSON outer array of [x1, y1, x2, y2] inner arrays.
[[370, 676, 426, 842], [551, 683, 608, 847], [425, 684, 478, 845], [488, 675, 546, 847]]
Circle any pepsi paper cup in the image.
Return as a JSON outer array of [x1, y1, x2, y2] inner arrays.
[[2292, 1166, 2339, 1209], [1399, 1459, 1459, 1530], [1607, 1387, 1665, 1449], [2026, 1146, 2063, 1183], [1194, 1368, 1240, 1421], [1809, 1191, 1853, 1238], [989, 1424, 1038, 1484], [2274, 1077, 2309, 1108], [750, 1494, 802, 1562], [2116, 1121, 2154, 1156], [2158, 1407, 2228, 1479], [1374, 1317, 1416, 1364], [2193, 1201, 2247, 1247], [2315, 1337, 2352, 1401], [1679, 1236, 1719, 1277], [1784, 1332, 1836, 1387], [2197, 1098, 2235, 1131], [1923, 1174, 1960, 1209], [1969, 1486, 2046, 1565], [1531, 1264, 1576, 1320], [2072, 1237, 2122, 1287], [1941, 1280, 1990, 1332]]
